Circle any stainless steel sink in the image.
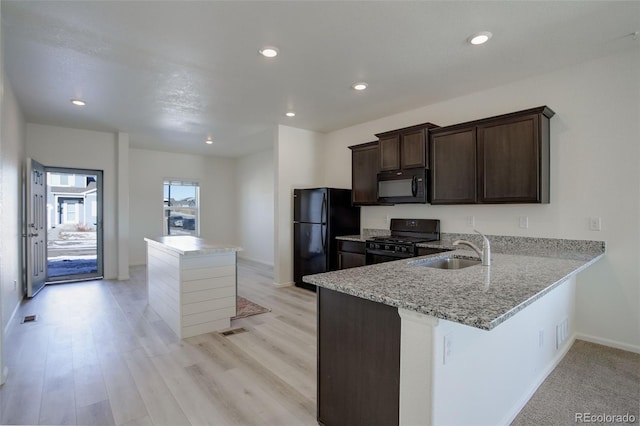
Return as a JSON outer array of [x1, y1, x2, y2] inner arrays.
[[412, 255, 481, 270]]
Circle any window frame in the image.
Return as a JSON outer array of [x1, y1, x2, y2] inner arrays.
[[163, 179, 200, 237]]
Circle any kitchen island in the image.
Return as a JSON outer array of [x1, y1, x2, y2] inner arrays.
[[304, 237, 604, 426], [145, 236, 242, 339]]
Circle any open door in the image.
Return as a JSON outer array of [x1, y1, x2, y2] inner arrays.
[[26, 158, 47, 297]]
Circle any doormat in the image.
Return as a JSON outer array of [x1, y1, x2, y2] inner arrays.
[[47, 258, 97, 277], [232, 296, 270, 320]]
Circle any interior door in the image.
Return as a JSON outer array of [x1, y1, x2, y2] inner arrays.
[[26, 158, 47, 297]]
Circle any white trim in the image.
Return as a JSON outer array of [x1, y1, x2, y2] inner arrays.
[[500, 334, 577, 425], [117, 133, 130, 281], [236, 255, 274, 268], [4, 300, 20, 337], [274, 281, 293, 288], [398, 309, 439, 426], [575, 333, 640, 354]]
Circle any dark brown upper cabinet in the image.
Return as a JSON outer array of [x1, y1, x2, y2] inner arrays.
[[430, 106, 554, 205], [376, 123, 439, 171], [349, 141, 380, 206], [431, 127, 477, 204]]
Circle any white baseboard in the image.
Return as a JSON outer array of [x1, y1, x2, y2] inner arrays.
[[273, 281, 293, 288], [502, 334, 577, 425], [575, 333, 640, 354], [117, 274, 130, 281], [1, 366, 8, 386], [236, 255, 274, 268], [4, 300, 21, 337]]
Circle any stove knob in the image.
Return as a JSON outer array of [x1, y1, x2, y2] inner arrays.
[[375, 244, 380, 249], [385, 245, 391, 251]]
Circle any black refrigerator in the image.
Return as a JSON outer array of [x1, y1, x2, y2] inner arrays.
[[293, 188, 360, 291]]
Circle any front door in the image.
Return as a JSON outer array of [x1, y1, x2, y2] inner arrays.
[[26, 158, 47, 297]]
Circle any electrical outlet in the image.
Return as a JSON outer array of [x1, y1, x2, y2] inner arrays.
[[538, 329, 544, 348], [555, 318, 569, 349], [589, 217, 602, 231], [467, 216, 475, 227], [443, 333, 453, 364], [519, 216, 529, 229]]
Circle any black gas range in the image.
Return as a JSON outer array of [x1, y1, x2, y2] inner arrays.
[[365, 219, 440, 265]]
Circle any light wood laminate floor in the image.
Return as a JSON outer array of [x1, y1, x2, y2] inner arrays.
[[0, 260, 317, 425]]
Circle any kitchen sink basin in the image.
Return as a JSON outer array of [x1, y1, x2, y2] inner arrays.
[[412, 255, 481, 270]]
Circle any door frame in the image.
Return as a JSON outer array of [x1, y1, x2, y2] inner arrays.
[[44, 166, 104, 283]]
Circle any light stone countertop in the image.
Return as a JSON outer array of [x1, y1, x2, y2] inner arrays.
[[335, 235, 367, 242], [145, 236, 242, 255], [303, 249, 604, 330]]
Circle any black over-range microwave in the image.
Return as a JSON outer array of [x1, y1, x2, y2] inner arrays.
[[377, 168, 427, 204]]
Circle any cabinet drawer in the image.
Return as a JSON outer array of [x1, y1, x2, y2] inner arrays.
[[337, 240, 365, 254]]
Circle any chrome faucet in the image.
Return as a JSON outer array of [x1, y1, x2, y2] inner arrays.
[[453, 229, 491, 266]]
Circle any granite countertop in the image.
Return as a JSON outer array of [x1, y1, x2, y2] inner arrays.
[[144, 236, 242, 255], [336, 235, 367, 242], [304, 249, 604, 330]]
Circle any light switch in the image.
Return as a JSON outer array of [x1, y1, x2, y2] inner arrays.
[[519, 216, 529, 229], [589, 217, 602, 231]]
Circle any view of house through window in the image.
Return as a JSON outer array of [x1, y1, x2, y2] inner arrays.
[[164, 180, 199, 236]]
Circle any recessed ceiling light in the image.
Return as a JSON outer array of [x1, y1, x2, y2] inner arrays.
[[286, 111, 296, 117], [205, 137, 213, 145], [70, 99, 86, 106], [468, 31, 493, 45], [259, 47, 279, 58], [352, 82, 368, 91]]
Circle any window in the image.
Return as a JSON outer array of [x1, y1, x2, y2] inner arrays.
[[48, 173, 73, 186], [163, 180, 200, 236]]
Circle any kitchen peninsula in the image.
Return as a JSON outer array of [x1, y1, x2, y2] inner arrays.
[[304, 236, 604, 425], [145, 236, 242, 339]]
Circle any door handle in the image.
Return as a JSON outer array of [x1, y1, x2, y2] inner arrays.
[[321, 192, 327, 224], [411, 176, 418, 196]]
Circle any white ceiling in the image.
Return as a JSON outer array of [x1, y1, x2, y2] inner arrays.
[[3, 1, 639, 157]]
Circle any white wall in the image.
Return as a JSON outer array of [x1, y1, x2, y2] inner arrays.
[[432, 277, 576, 425], [1, 79, 25, 331], [1, 75, 26, 380], [322, 49, 640, 351], [128, 148, 237, 265], [236, 148, 275, 266], [26, 124, 119, 279], [274, 125, 323, 285]]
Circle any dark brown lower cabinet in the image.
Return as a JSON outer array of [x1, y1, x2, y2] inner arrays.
[[337, 240, 366, 269], [318, 287, 400, 426]]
